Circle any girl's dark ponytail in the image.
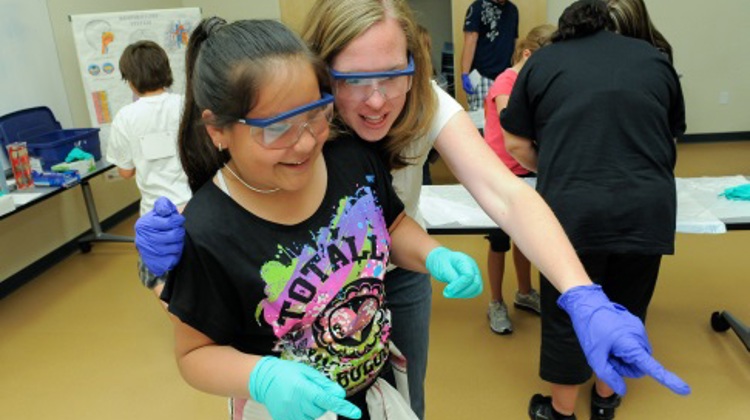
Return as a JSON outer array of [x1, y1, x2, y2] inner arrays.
[[178, 17, 229, 193]]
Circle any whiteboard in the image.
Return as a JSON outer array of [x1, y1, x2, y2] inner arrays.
[[0, 0, 72, 171]]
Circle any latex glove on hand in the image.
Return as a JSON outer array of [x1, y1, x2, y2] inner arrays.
[[64, 147, 94, 162], [249, 356, 362, 420], [558, 285, 691, 396], [425, 246, 483, 298], [134, 196, 186, 276], [461, 73, 474, 95]]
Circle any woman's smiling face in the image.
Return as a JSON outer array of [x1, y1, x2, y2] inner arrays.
[[329, 17, 410, 143]]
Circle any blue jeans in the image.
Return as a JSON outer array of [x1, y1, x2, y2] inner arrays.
[[384, 267, 432, 420]]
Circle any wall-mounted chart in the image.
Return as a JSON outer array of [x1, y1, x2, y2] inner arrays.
[[69, 8, 201, 154]]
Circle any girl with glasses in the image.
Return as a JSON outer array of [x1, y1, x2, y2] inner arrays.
[[162, 17, 482, 420]]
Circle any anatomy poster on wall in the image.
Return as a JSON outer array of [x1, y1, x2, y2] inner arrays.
[[70, 8, 201, 154]]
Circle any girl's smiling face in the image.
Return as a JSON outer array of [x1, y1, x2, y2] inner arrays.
[[216, 58, 330, 193]]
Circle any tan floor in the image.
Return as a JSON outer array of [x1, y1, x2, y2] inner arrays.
[[1, 213, 748, 419]]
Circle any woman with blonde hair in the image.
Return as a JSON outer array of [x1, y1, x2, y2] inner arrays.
[[304, 3, 686, 418]]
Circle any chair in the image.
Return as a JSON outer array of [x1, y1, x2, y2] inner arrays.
[[710, 311, 750, 352]]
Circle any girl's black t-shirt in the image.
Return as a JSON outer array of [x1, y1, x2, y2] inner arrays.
[[163, 137, 404, 395]]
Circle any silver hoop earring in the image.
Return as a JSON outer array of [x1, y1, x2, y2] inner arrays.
[[218, 143, 223, 152]]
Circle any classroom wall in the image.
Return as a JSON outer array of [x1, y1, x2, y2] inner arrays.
[[546, 0, 750, 135], [674, 141, 750, 178], [278, 0, 314, 34], [278, 0, 454, 79], [180, 0, 280, 22], [409, 0, 454, 78]]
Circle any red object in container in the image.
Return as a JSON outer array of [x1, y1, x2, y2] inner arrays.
[[6, 142, 34, 189]]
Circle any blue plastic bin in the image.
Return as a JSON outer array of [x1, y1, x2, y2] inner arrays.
[[0, 107, 101, 170]]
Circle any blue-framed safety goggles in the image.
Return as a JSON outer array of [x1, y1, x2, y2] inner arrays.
[[329, 56, 415, 102], [329, 55, 415, 80], [237, 93, 334, 149]]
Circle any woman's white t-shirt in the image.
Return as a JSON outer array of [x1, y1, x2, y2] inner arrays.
[[389, 81, 463, 228]]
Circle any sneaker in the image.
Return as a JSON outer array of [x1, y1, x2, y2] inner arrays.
[[488, 300, 513, 334], [528, 394, 577, 420], [514, 288, 541, 314], [590, 385, 621, 420]]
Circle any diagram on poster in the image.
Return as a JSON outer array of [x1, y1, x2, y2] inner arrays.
[[70, 8, 201, 154]]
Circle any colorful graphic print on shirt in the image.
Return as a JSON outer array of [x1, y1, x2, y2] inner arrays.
[[256, 184, 392, 393], [481, 1, 503, 42]]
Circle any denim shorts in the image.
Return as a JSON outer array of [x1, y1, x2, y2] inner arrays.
[[137, 257, 167, 289]]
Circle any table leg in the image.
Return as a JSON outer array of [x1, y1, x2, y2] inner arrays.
[[77, 179, 134, 252]]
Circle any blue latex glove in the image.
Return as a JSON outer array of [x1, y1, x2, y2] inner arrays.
[[249, 356, 362, 420], [425, 246, 483, 298], [134, 197, 186, 276], [461, 73, 474, 95], [558, 285, 691, 396]]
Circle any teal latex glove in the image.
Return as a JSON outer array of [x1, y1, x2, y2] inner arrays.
[[720, 183, 750, 201], [65, 147, 94, 162], [249, 356, 362, 420], [425, 246, 483, 298], [558, 285, 691, 396]]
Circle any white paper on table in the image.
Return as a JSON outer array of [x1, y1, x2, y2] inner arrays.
[[712, 197, 750, 220], [420, 176, 749, 234], [677, 175, 750, 221], [420, 185, 495, 228], [0, 195, 15, 216], [675, 188, 725, 234]]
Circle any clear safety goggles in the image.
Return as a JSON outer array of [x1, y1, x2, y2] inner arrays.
[[330, 56, 415, 102], [238, 93, 334, 149]]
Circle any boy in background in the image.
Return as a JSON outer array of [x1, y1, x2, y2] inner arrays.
[[461, 0, 519, 111], [106, 40, 190, 302]]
